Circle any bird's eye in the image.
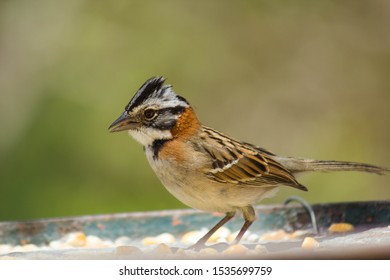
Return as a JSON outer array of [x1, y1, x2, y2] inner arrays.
[[144, 108, 157, 120]]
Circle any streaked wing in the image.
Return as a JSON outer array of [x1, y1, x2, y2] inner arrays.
[[200, 126, 307, 191]]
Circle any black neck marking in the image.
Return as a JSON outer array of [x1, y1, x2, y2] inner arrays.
[[150, 139, 170, 160]]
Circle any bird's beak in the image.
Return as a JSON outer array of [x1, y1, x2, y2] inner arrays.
[[108, 112, 138, 132]]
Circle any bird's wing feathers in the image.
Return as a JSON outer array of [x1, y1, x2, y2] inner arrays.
[[200, 127, 307, 191]]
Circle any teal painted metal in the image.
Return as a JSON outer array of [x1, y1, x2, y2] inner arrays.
[[0, 201, 389, 246]]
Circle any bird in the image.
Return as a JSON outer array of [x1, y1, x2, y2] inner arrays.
[[108, 76, 388, 249]]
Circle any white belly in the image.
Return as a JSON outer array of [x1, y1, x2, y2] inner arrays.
[[145, 148, 279, 213]]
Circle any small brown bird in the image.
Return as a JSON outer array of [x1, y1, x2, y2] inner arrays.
[[109, 77, 388, 248]]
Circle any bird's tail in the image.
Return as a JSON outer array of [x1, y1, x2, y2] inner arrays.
[[273, 157, 389, 175]]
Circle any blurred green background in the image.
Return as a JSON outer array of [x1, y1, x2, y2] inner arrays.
[[0, 0, 389, 221]]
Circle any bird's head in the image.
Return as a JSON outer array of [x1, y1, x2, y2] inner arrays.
[[109, 77, 198, 146]]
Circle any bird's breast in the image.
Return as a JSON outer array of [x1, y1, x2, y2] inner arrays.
[[144, 145, 279, 213]]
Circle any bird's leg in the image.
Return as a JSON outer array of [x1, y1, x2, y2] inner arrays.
[[190, 211, 236, 250], [233, 205, 256, 243]]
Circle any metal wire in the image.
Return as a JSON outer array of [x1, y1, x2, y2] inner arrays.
[[284, 195, 319, 235]]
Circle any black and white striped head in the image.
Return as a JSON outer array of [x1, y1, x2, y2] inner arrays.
[[108, 77, 190, 146]]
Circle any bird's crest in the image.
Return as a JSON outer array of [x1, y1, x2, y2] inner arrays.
[[125, 77, 188, 112]]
